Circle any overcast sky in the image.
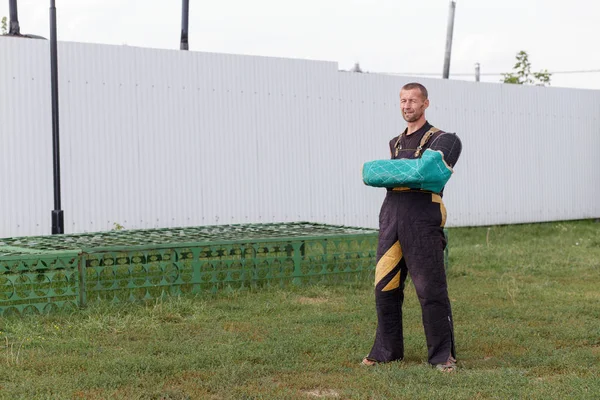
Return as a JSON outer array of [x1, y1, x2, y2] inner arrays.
[[2, 0, 599, 90]]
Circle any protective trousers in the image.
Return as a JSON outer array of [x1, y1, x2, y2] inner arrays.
[[367, 190, 456, 365]]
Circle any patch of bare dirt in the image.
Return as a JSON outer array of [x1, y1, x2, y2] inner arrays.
[[297, 297, 328, 305], [303, 388, 340, 398]]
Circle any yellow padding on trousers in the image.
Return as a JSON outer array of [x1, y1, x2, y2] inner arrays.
[[375, 241, 402, 288], [382, 271, 401, 291], [431, 194, 447, 227]]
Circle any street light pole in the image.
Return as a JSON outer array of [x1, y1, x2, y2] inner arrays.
[[442, 0, 456, 79], [50, 0, 64, 234], [8, 0, 21, 35], [180, 0, 189, 50]]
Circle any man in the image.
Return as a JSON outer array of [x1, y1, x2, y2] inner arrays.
[[362, 82, 459, 372]]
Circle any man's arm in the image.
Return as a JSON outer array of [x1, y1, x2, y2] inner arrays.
[[362, 149, 452, 193], [362, 133, 462, 193]]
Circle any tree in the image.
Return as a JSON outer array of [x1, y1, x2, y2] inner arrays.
[[351, 62, 363, 73], [1, 16, 7, 35], [501, 51, 551, 86]]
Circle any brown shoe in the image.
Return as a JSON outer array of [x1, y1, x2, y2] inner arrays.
[[361, 357, 379, 366], [434, 356, 457, 372]]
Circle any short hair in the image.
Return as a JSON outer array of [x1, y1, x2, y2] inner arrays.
[[401, 82, 428, 100]]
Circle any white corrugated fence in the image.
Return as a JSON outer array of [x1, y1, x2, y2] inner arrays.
[[1, 37, 599, 237]]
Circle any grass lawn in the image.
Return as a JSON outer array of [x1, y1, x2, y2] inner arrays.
[[1, 220, 599, 399]]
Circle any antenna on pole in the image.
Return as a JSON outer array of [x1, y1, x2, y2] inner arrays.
[[180, 0, 189, 50], [442, 1, 456, 79]]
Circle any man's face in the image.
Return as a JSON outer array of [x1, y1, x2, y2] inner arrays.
[[400, 88, 429, 122]]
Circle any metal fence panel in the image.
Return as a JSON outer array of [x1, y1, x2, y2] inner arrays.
[[0, 223, 378, 316]]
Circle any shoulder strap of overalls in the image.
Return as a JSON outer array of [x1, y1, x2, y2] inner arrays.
[[414, 127, 440, 157], [393, 133, 403, 157]]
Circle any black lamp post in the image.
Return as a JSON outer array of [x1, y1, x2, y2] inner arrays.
[[180, 0, 189, 50], [50, 0, 64, 234], [8, 0, 20, 34]]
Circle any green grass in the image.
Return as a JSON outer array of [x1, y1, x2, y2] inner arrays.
[[1, 220, 599, 399]]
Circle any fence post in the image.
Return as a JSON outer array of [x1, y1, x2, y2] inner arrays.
[[78, 252, 87, 308], [292, 241, 303, 286]]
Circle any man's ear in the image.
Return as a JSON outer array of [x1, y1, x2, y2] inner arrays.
[[424, 98, 430, 110]]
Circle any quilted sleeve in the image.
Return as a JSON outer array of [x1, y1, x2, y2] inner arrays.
[[362, 149, 453, 193]]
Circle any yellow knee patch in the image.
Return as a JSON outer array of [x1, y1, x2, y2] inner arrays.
[[375, 241, 402, 289]]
